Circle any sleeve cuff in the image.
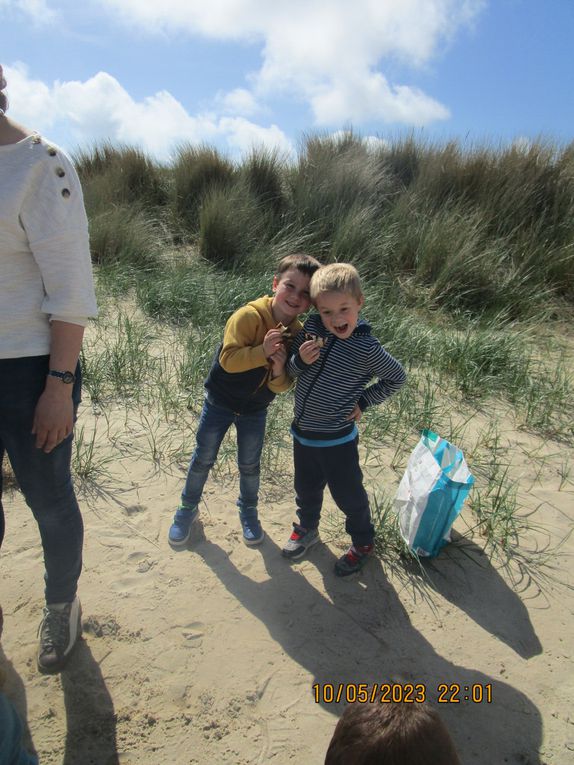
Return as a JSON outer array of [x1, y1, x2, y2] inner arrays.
[[49, 315, 90, 327]]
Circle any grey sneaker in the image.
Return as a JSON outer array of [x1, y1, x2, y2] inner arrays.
[[37, 596, 82, 674], [282, 523, 320, 560]]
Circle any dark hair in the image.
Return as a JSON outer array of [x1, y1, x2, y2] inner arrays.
[[325, 702, 461, 765], [0, 64, 7, 113], [276, 253, 321, 278]]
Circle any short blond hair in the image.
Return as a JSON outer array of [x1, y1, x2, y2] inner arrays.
[[310, 263, 363, 302]]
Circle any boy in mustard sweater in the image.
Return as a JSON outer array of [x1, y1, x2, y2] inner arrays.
[[169, 254, 321, 548]]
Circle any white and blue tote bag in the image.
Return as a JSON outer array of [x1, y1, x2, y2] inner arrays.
[[394, 429, 475, 558]]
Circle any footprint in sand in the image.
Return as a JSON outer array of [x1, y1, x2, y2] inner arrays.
[[181, 621, 204, 645], [126, 552, 158, 573]]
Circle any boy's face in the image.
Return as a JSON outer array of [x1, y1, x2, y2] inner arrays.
[[272, 267, 312, 324], [315, 290, 364, 340]]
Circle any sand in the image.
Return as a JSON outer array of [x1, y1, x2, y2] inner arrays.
[[1, 352, 573, 764]]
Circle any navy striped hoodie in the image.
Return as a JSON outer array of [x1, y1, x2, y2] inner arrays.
[[287, 313, 406, 441]]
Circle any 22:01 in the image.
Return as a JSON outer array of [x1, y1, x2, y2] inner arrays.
[[437, 683, 493, 703]]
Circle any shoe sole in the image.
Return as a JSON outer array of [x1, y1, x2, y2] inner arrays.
[[282, 535, 320, 561], [243, 530, 265, 547], [334, 557, 371, 577], [334, 564, 362, 577], [168, 532, 193, 550], [168, 511, 199, 550]]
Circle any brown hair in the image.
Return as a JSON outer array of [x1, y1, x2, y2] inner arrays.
[[276, 253, 321, 278], [325, 702, 461, 765], [310, 262, 362, 302], [0, 64, 8, 113]]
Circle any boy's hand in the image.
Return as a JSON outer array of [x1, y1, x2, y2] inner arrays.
[[269, 345, 287, 378], [299, 339, 321, 365], [263, 329, 284, 358], [346, 404, 362, 423]]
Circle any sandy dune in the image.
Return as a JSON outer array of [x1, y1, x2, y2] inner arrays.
[[1, 370, 573, 765]]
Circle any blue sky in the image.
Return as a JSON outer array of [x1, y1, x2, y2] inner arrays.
[[1, 0, 572, 161]]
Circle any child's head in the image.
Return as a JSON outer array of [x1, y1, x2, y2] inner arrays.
[[276, 253, 322, 280], [325, 701, 461, 765], [272, 253, 321, 325], [310, 263, 364, 340]]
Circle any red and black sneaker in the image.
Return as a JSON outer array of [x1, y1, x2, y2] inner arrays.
[[334, 544, 374, 576]]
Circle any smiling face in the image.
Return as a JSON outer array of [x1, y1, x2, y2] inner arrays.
[[271, 267, 312, 325], [314, 290, 364, 339]]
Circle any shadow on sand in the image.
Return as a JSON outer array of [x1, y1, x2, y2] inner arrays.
[[0, 641, 36, 761], [0, 621, 118, 765], [420, 535, 543, 659], [195, 533, 544, 765], [61, 637, 119, 765]]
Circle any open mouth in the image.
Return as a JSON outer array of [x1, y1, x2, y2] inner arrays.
[[334, 324, 349, 334]]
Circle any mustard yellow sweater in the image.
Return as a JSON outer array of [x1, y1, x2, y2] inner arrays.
[[204, 295, 302, 414]]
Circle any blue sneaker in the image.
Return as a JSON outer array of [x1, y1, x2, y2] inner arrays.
[[168, 505, 199, 549], [239, 512, 265, 546]]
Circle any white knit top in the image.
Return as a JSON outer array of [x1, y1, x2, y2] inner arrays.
[[0, 133, 97, 359]]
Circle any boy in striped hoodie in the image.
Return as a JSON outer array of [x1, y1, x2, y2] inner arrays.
[[282, 263, 406, 575]]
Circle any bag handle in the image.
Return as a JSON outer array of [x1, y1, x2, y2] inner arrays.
[[421, 430, 462, 476]]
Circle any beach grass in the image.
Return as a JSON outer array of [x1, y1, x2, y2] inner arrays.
[[72, 131, 574, 589]]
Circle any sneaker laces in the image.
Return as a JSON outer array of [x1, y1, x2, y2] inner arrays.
[[38, 605, 70, 653]]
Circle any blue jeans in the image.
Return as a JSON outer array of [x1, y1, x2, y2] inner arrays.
[[0, 355, 83, 604], [0, 693, 38, 765], [182, 396, 267, 517]]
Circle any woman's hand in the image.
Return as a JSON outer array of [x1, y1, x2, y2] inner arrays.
[[32, 382, 74, 453], [32, 319, 84, 452]]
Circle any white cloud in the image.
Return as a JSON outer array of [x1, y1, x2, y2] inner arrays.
[[0, 0, 57, 23], [311, 73, 449, 126], [96, 0, 485, 127], [217, 88, 261, 117], [219, 116, 294, 157], [3, 64, 293, 160], [3, 2, 486, 156], [2, 63, 54, 129]]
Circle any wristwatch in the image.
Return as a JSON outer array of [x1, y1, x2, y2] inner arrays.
[[47, 369, 76, 384]]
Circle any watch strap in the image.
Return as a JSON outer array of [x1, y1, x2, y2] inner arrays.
[[48, 369, 76, 384]]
